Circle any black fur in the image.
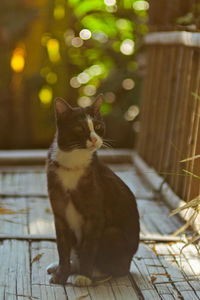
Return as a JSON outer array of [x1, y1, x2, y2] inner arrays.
[[46, 96, 140, 284]]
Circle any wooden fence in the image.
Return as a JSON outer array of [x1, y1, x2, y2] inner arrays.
[[137, 31, 200, 202]]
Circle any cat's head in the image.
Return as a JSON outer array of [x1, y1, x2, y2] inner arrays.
[[55, 94, 105, 152]]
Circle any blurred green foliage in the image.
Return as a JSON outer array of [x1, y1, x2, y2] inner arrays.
[[0, 0, 149, 148]]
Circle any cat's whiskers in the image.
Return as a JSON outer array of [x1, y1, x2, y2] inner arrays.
[[102, 141, 112, 149], [103, 138, 115, 142], [103, 139, 116, 147]]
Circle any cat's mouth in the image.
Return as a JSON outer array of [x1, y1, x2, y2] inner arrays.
[[86, 139, 103, 151]]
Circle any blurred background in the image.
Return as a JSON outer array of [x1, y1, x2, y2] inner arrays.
[[0, 0, 148, 149]]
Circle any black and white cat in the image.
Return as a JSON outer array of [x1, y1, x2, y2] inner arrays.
[[46, 95, 140, 286]]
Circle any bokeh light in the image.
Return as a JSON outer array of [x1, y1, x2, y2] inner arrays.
[[77, 72, 90, 84], [83, 85, 96, 96], [106, 5, 118, 12], [39, 86, 53, 105], [124, 105, 139, 121], [116, 19, 129, 30], [70, 77, 81, 88], [71, 37, 84, 47], [40, 67, 50, 77], [133, 1, 149, 11], [41, 33, 51, 46], [78, 96, 92, 107], [120, 39, 134, 55], [88, 65, 103, 76], [64, 29, 75, 45], [10, 48, 25, 73], [54, 4, 65, 20], [46, 72, 58, 84], [92, 31, 108, 43], [104, 0, 116, 6], [79, 29, 92, 40], [105, 92, 116, 103], [122, 78, 135, 90], [47, 39, 60, 63]]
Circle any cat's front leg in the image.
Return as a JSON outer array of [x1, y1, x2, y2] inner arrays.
[[71, 239, 96, 287], [49, 218, 72, 284], [78, 218, 103, 280]]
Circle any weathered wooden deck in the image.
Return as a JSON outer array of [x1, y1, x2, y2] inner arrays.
[[1, 152, 200, 300]]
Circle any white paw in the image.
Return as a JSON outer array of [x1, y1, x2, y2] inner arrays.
[[72, 275, 92, 286], [46, 262, 58, 274]]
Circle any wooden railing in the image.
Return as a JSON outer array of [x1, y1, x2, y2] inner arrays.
[[137, 31, 200, 202]]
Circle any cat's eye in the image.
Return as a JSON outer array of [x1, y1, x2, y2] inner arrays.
[[74, 126, 83, 133], [95, 124, 102, 130]]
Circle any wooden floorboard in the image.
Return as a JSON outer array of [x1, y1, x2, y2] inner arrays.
[[0, 240, 31, 300], [31, 242, 67, 300], [0, 161, 200, 299]]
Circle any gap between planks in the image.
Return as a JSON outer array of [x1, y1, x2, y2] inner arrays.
[[0, 233, 187, 243]]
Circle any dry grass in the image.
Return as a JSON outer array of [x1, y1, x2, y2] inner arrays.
[[168, 153, 200, 247]]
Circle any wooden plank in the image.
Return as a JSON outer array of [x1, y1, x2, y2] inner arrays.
[[145, 46, 164, 165], [131, 243, 163, 299], [29, 198, 69, 299], [174, 49, 199, 199], [169, 48, 193, 194], [0, 240, 31, 300], [137, 199, 184, 236], [0, 233, 186, 243], [31, 242, 68, 300], [157, 46, 177, 173], [152, 242, 200, 299], [137, 47, 157, 162], [0, 163, 154, 199], [0, 149, 133, 165], [130, 259, 161, 299], [0, 149, 47, 165], [133, 242, 200, 300], [28, 197, 55, 235], [0, 172, 47, 196], [115, 167, 154, 199], [183, 52, 200, 202], [0, 197, 28, 235], [109, 276, 140, 300], [144, 31, 200, 48], [137, 47, 155, 159], [87, 284, 116, 300], [161, 46, 185, 186], [159, 243, 200, 299], [152, 46, 174, 172]]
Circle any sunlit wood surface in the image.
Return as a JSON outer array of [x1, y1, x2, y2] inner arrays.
[[0, 155, 200, 299]]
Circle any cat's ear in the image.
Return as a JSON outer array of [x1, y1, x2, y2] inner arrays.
[[91, 94, 103, 114], [55, 98, 73, 115]]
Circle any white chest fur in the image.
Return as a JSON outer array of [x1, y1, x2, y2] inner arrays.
[[55, 148, 93, 190], [65, 200, 83, 244], [57, 167, 85, 190]]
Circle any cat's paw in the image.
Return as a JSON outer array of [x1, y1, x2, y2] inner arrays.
[[49, 272, 67, 285], [46, 262, 58, 274], [49, 266, 69, 285], [72, 275, 92, 287]]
